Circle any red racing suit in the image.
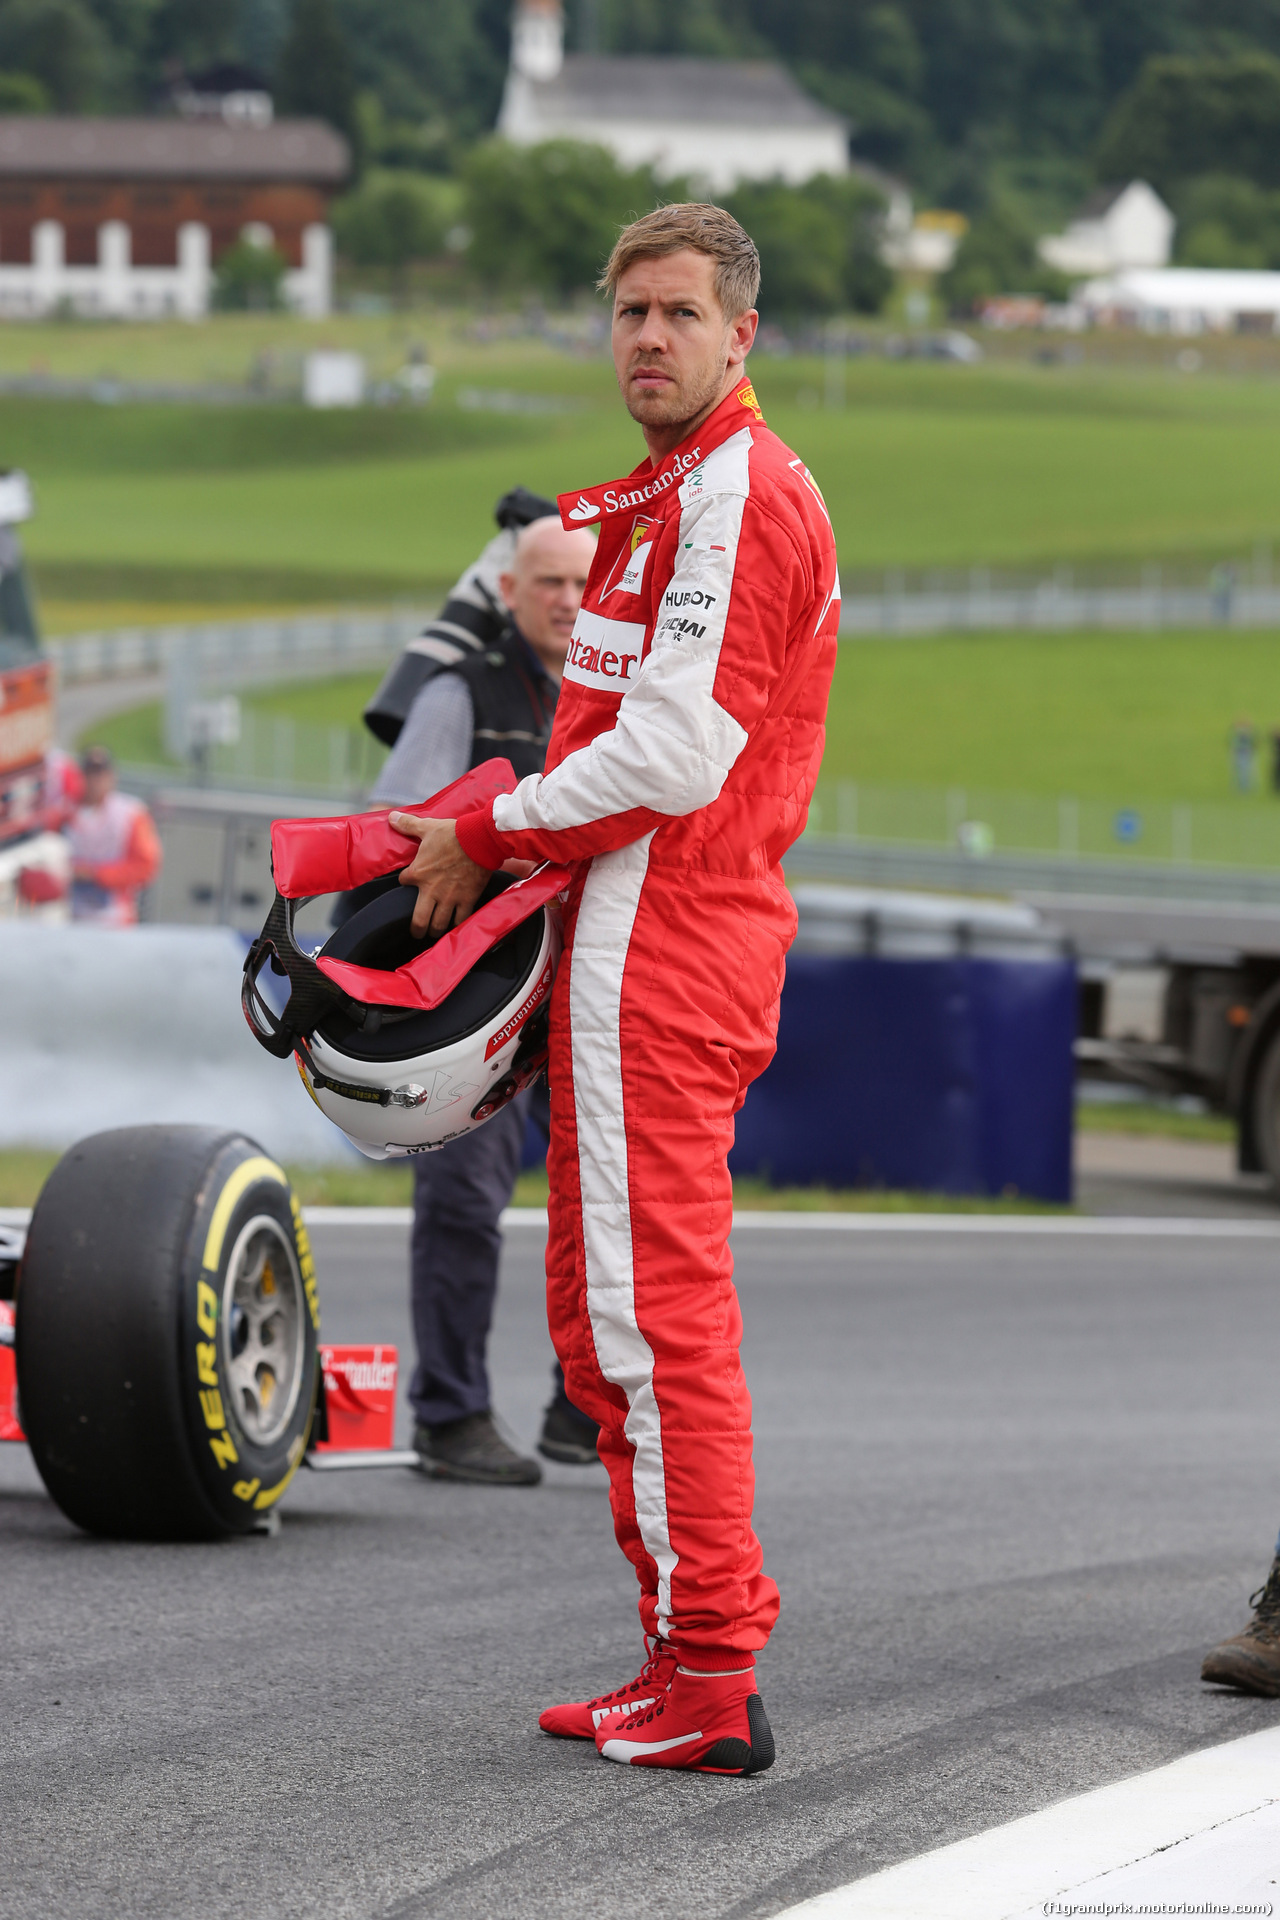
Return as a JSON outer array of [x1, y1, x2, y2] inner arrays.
[[456, 374, 840, 1657]]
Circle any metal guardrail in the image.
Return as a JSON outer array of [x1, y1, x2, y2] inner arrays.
[[838, 581, 1280, 636], [46, 610, 428, 687], [785, 834, 1280, 906], [43, 580, 1279, 686], [41, 560, 1280, 688]]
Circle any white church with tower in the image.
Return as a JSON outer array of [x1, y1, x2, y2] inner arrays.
[[497, 0, 853, 193]]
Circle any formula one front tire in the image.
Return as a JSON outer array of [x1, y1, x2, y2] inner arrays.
[[16, 1126, 320, 1540]]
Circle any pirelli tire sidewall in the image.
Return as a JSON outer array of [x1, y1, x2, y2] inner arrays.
[[181, 1141, 321, 1530]]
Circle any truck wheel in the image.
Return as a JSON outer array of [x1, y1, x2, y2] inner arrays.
[[1251, 1031, 1280, 1191], [16, 1126, 320, 1540]]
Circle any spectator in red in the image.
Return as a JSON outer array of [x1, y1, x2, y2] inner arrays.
[[67, 746, 161, 925]]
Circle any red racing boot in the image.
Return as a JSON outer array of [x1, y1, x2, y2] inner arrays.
[[594, 1660, 775, 1775], [539, 1637, 679, 1740]]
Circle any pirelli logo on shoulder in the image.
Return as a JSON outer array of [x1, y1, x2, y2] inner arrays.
[[563, 609, 647, 693]]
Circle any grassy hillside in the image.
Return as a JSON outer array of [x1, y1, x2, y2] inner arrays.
[[14, 321, 1280, 611], [32, 389, 1280, 590]]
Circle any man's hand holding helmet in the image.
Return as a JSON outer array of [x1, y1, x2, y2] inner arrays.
[[389, 812, 492, 936]]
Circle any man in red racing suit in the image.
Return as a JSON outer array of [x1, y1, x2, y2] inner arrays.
[[391, 204, 839, 1775]]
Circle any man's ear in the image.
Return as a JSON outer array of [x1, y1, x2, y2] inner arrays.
[[498, 569, 518, 612], [727, 308, 758, 371]]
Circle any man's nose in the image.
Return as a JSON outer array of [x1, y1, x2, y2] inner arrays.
[[634, 305, 667, 351]]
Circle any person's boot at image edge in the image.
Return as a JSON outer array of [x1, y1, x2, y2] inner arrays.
[[414, 1410, 542, 1485], [1202, 1552, 1280, 1695]]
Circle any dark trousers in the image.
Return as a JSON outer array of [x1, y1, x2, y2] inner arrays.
[[408, 1093, 530, 1428]]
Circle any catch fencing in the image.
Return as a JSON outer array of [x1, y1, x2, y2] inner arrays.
[[171, 708, 386, 799], [806, 780, 1280, 875]]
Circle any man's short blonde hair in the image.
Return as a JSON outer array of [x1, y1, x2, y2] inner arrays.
[[599, 203, 761, 320]]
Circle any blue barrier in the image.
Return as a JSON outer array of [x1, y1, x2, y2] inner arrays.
[[729, 955, 1076, 1203]]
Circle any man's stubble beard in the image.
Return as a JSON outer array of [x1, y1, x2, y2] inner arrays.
[[622, 346, 729, 437]]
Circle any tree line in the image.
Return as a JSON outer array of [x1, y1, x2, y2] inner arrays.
[[6, 1, 1280, 308], [9, 2, 1280, 201]]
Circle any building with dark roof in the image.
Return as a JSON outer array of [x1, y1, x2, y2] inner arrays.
[[497, 0, 849, 191], [0, 116, 348, 318]]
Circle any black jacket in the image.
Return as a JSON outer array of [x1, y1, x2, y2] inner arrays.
[[453, 627, 558, 782]]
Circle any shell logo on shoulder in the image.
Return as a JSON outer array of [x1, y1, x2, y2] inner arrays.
[[737, 379, 763, 418]]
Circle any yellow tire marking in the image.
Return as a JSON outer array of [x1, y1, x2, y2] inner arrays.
[[196, 1157, 313, 1502], [201, 1154, 287, 1273], [199, 1387, 226, 1430], [253, 1435, 307, 1509], [291, 1194, 321, 1331]]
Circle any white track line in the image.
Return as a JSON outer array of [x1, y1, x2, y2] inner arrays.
[[302, 1206, 415, 1227], [311, 1208, 1280, 1237], [5, 1206, 1280, 1237], [777, 1724, 1280, 1919], [721, 1211, 1280, 1237]]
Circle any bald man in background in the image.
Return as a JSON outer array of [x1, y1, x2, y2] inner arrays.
[[372, 517, 601, 1484]]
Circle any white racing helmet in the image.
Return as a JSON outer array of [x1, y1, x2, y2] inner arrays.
[[241, 762, 566, 1160]]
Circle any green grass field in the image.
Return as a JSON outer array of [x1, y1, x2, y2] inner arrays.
[[15, 315, 1280, 608], [827, 628, 1280, 803]]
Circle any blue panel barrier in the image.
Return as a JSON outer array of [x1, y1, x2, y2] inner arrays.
[[729, 955, 1076, 1203]]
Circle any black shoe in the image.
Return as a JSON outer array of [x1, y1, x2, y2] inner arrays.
[[538, 1399, 601, 1466], [1202, 1554, 1280, 1695], [414, 1413, 542, 1486]]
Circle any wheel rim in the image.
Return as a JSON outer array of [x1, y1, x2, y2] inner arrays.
[[219, 1213, 306, 1448]]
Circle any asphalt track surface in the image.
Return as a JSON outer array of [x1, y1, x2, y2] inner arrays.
[[4, 1216, 1280, 1920]]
